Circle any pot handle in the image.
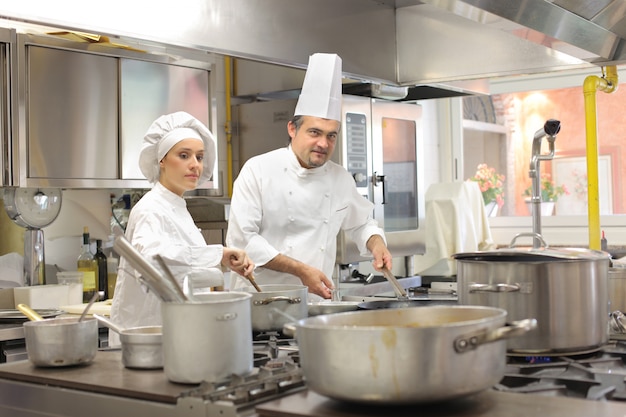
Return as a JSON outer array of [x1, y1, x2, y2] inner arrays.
[[509, 232, 548, 248], [453, 318, 537, 353], [254, 296, 302, 305], [468, 283, 521, 293]]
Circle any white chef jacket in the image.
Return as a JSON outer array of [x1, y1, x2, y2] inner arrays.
[[227, 146, 384, 290], [109, 182, 223, 346]]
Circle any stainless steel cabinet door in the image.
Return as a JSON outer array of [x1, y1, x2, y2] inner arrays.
[[120, 59, 210, 182], [27, 46, 118, 179]]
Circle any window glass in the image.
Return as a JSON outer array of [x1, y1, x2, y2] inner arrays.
[[463, 81, 626, 216]]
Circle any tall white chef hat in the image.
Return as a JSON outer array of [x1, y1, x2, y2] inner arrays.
[[139, 111, 216, 184], [294, 53, 342, 122]]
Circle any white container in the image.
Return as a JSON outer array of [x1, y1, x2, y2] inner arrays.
[[56, 271, 84, 305], [14, 285, 69, 309]]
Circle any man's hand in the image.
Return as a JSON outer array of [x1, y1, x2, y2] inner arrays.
[[222, 247, 255, 277], [367, 234, 392, 272], [264, 254, 334, 299]]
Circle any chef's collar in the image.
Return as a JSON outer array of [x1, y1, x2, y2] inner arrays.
[[287, 145, 328, 177]]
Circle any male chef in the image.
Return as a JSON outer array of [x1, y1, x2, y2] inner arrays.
[[226, 53, 391, 299]]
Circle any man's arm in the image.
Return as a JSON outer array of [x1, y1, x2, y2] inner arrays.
[[264, 254, 334, 299]]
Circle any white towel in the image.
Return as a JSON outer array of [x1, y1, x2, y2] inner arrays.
[[413, 181, 496, 276]]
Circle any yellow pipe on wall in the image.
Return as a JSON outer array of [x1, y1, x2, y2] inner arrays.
[[583, 66, 618, 250], [224, 56, 234, 197]]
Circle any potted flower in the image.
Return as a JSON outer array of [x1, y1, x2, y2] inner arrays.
[[523, 172, 569, 215], [469, 164, 505, 215], [523, 172, 569, 202]]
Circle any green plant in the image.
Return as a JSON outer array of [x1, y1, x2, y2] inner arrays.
[[523, 172, 569, 202], [469, 163, 505, 207]]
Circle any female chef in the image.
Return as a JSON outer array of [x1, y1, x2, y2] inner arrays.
[[110, 111, 254, 345]]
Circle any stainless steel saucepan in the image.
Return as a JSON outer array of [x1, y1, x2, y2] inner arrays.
[[18, 303, 98, 367], [94, 314, 163, 369]]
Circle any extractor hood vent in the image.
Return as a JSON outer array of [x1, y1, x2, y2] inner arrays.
[[342, 82, 481, 101]]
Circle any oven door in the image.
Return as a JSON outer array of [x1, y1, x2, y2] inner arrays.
[[336, 95, 425, 264]]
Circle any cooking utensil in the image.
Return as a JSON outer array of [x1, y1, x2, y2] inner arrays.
[[94, 314, 163, 369], [0, 308, 64, 323], [113, 235, 186, 302], [161, 292, 253, 383], [246, 272, 262, 292], [154, 254, 188, 301], [20, 302, 98, 367], [93, 313, 124, 334], [79, 291, 100, 322], [17, 303, 44, 321], [454, 237, 610, 354], [285, 306, 536, 404], [240, 284, 307, 331], [381, 267, 409, 300]]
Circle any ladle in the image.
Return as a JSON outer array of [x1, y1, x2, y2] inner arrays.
[[154, 254, 189, 301], [79, 291, 101, 322], [17, 303, 44, 321], [93, 314, 124, 334]]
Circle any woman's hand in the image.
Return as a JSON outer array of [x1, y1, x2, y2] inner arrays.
[[222, 247, 255, 277]]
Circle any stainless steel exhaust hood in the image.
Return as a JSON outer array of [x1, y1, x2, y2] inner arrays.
[[1, 0, 625, 97], [416, 0, 626, 66]]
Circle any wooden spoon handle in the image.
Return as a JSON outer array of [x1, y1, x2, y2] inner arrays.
[[247, 273, 262, 292]]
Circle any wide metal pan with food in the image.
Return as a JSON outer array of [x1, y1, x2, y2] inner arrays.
[[19, 303, 98, 367], [454, 241, 610, 355], [285, 306, 536, 404], [241, 284, 307, 331]]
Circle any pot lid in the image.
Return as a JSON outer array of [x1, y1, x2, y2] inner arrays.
[[453, 246, 610, 262]]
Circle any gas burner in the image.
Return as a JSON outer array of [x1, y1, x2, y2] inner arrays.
[[497, 343, 626, 401], [179, 358, 305, 414], [253, 332, 297, 359], [253, 330, 290, 341]]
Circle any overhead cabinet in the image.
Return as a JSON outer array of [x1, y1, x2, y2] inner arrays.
[[16, 33, 214, 189], [27, 46, 119, 181]]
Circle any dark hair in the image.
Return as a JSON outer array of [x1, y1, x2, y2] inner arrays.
[[287, 115, 304, 143]]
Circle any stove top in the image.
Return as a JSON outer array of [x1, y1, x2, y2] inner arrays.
[[495, 340, 626, 401]]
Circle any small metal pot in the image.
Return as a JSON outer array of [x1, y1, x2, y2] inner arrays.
[[241, 284, 308, 331], [285, 306, 535, 404], [120, 326, 163, 369], [23, 317, 98, 367], [93, 314, 163, 369]]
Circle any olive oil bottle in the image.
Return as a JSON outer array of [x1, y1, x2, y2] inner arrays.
[[77, 226, 98, 302]]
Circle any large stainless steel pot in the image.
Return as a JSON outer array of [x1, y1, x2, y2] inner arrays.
[[161, 292, 253, 383], [285, 306, 535, 404], [241, 284, 307, 331], [609, 268, 626, 312], [454, 245, 610, 355], [23, 316, 98, 367]]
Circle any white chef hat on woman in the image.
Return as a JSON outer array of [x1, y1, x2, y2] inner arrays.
[[139, 111, 216, 184]]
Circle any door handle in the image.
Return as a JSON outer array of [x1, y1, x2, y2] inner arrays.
[[372, 172, 387, 204]]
